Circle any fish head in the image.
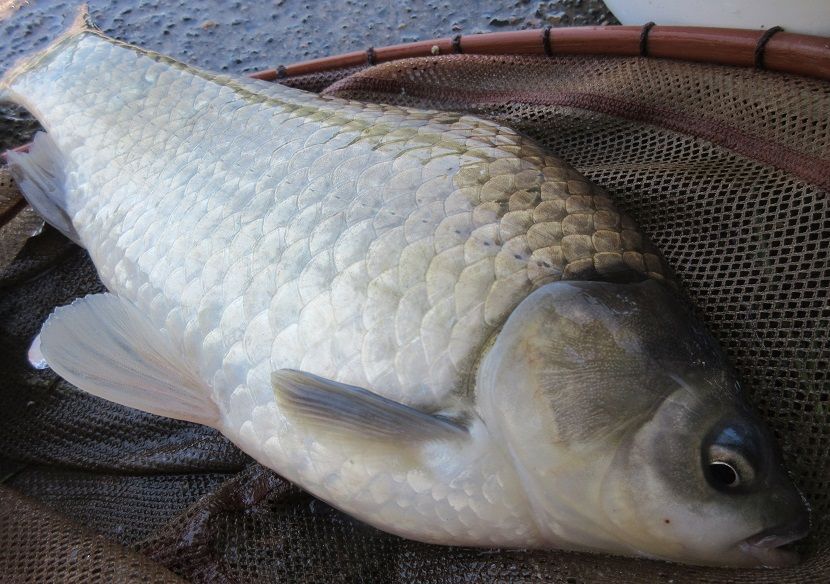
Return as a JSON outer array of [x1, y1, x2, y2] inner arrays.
[[477, 279, 808, 566], [604, 376, 809, 567], [616, 392, 809, 567]]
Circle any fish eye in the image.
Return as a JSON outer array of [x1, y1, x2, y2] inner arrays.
[[703, 420, 763, 493], [708, 461, 740, 488], [706, 445, 755, 492]]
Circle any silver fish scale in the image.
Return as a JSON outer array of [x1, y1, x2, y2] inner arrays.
[[5, 30, 671, 544]]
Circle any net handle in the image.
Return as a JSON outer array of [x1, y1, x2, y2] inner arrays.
[[249, 25, 830, 83]]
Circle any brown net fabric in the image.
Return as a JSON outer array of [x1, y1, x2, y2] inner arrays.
[[0, 485, 185, 583], [0, 52, 828, 583]]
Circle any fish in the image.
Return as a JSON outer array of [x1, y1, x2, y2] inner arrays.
[[0, 6, 808, 567]]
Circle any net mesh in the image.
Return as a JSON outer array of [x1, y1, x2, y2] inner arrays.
[[0, 485, 185, 583], [0, 52, 827, 583]]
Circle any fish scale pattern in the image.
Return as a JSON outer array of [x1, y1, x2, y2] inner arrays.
[[3, 29, 670, 545]]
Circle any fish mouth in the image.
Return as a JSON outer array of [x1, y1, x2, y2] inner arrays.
[[738, 518, 809, 568]]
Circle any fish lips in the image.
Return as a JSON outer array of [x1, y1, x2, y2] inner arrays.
[[738, 515, 810, 567]]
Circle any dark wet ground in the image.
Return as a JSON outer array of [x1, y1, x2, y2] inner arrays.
[[0, 0, 615, 148]]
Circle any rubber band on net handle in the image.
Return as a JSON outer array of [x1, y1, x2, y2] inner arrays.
[[755, 26, 784, 69], [639, 22, 656, 57]]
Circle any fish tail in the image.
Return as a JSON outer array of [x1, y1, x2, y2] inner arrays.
[[0, 4, 97, 98], [6, 131, 81, 244], [1, 4, 95, 243]]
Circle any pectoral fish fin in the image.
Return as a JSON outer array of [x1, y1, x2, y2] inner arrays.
[[39, 293, 219, 426], [272, 370, 468, 441], [6, 132, 80, 244]]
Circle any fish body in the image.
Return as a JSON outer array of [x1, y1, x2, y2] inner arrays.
[[0, 9, 807, 566]]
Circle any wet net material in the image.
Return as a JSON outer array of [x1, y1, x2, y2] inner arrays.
[[0, 53, 828, 583]]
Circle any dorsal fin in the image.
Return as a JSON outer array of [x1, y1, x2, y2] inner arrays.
[[39, 293, 220, 426]]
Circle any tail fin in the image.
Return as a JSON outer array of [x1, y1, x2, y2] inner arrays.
[[6, 132, 80, 244]]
